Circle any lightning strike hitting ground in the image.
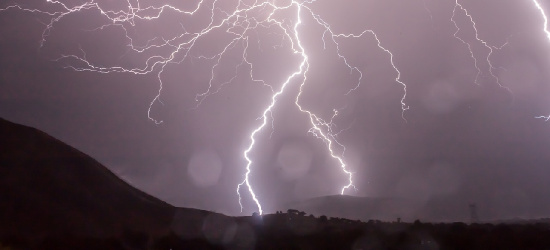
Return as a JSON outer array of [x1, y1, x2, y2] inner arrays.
[[300, 6, 408, 195], [532, 0, 550, 121], [9, 0, 547, 214], [237, 2, 307, 215], [1, 0, 410, 214]]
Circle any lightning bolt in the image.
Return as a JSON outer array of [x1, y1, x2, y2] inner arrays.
[[237, 2, 306, 215], [532, 0, 550, 121], [1, 0, 408, 215], [300, 6, 408, 196], [533, 0, 550, 42], [451, 0, 509, 90]]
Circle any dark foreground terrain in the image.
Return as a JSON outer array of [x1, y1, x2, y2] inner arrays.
[[2, 117, 550, 249], [3, 214, 550, 249]]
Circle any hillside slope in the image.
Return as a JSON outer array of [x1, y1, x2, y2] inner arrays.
[[0, 118, 175, 238]]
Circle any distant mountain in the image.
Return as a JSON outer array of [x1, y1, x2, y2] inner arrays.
[[281, 194, 472, 223], [0, 118, 215, 240]]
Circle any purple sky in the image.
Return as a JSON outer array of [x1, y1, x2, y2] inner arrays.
[[2, 0, 550, 219]]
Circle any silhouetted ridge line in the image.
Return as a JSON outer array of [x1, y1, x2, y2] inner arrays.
[[0, 117, 175, 238]]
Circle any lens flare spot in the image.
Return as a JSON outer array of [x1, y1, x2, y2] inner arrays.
[[188, 149, 223, 188], [277, 142, 313, 181]]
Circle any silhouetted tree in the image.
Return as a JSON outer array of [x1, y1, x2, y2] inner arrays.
[[287, 209, 299, 215]]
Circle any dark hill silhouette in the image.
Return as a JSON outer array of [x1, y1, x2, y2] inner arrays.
[[0, 118, 212, 240], [2, 118, 550, 249], [282, 194, 470, 222]]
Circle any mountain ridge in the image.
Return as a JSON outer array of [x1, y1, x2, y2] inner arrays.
[[0, 117, 177, 238], [281, 194, 471, 222]]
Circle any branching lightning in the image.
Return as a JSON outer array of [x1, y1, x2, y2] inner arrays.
[[1, 0, 411, 215], [238, 2, 307, 215], [298, 6, 408, 196], [447, 0, 550, 120], [451, 0, 509, 90], [13, 0, 550, 214], [3, 0, 549, 216]]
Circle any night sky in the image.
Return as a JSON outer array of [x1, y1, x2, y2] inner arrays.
[[2, 0, 550, 219]]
